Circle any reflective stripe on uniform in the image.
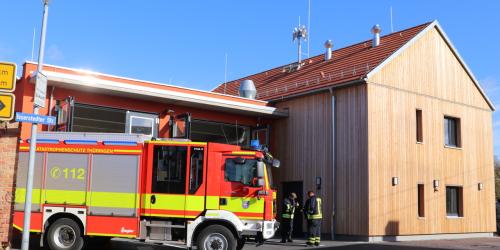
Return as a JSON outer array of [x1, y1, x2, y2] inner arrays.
[[307, 197, 322, 220]]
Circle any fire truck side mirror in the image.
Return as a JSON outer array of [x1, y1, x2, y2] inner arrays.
[[257, 179, 266, 187], [257, 162, 265, 178]]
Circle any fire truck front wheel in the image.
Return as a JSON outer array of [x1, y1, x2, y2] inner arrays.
[[197, 225, 237, 250], [46, 218, 84, 250]]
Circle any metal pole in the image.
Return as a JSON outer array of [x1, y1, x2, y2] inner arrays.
[[21, 1, 49, 249]]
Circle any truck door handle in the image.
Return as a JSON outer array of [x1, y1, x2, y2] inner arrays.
[[220, 198, 227, 206], [151, 195, 156, 204]]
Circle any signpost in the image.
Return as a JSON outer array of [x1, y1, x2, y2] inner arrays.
[[0, 93, 15, 121], [0, 62, 16, 121], [15, 112, 55, 125], [0, 62, 16, 92], [34, 71, 47, 108], [21, 1, 50, 250]]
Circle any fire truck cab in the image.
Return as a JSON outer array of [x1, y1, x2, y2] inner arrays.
[[13, 132, 279, 250]]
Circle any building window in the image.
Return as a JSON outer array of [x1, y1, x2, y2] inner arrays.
[[444, 116, 461, 147], [417, 184, 425, 217], [416, 109, 423, 143], [446, 186, 463, 217], [190, 119, 250, 146]]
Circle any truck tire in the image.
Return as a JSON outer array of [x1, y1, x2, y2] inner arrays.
[[197, 225, 237, 250], [46, 218, 84, 250]]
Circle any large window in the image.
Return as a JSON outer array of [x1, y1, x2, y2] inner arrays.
[[225, 158, 258, 187], [152, 146, 187, 194], [446, 186, 463, 217], [72, 103, 126, 133], [189, 147, 204, 194], [191, 119, 250, 146], [444, 116, 461, 147]]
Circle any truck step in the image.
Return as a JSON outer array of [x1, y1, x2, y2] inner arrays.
[[146, 223, 185, 229]]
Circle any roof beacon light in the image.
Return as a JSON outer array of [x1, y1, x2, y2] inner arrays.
[[324, 40, 333, 61], [371, 24, 382, 47]]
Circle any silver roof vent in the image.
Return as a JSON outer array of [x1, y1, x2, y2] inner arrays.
[[324, 40, 333, 61], [371, 24, 381, 47], [239, 79, 257, 99]]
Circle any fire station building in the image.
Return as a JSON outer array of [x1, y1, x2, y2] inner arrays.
[[0, 20, 496, 246]]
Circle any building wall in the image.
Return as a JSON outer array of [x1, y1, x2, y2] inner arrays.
[[366, 27, 495, 236], [0, 122, 19, 247], [271, 84, 369, 236]]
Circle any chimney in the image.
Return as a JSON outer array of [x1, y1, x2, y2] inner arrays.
[[324, 40, 333, 61], [371, 24, 381, 47]]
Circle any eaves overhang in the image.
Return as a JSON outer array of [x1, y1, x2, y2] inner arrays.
[[31, 68, 288, 118]]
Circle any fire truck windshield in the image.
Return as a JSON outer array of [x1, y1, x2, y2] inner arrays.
[[225, 158, 260, 187]]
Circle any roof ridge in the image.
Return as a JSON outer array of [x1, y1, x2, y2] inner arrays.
[[211, 21, 434, 92]]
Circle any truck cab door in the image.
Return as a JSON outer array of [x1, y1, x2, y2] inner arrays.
[[219, 155, 265, 220], [145, 144, 187, 218]]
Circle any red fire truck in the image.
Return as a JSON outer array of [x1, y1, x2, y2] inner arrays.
[[13, 132, 279, 250]]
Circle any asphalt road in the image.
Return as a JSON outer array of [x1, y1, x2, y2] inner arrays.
[[10, 236, 500, 250]]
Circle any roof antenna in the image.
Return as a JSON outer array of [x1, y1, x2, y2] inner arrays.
[[31, 28, 36, 61], [307, 0, 311, 58], [293, 17, 308, 70], [390, 6, 394, 33], [224, 53, 228, 94]]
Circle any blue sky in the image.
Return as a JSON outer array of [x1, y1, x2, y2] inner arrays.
[[2, 1, 499, 156]]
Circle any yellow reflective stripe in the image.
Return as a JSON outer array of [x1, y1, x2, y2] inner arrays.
[[220, 196, 264, 213], [144, 194, 185, 210], [146, 141, 207, 146], [45, 190, 86, 204], [90, 192, 137, 208], [185, 195, 204, 211], [263, 163, 270, 189], [230, 151, 256, 155], [206, 196, 220, 210], [13, 223, 41, 233], [19, 146, 29, 150], [14, 188, 42, 204], [87, 232, 135, 238]]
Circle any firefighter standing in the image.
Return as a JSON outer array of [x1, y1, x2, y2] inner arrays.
[[280, 192, 299, 243], [304, 191, 322, 246]]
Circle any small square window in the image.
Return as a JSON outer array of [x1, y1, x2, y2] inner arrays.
[[444, 116, 461, 147]]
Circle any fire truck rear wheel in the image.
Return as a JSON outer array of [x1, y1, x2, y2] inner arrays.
[[46, 218, 84, 250], [197, 225, 237, 250]]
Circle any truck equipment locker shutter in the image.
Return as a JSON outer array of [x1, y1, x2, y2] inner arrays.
[[89, 154, 139, 216], [44, 153, 88, 205], [14, 152, 44, 211]]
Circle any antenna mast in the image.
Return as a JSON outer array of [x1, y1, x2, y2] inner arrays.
[[390, 6, 394, 32], [224, 53, 228, 94], [293, 21, 308, 70], [307, 0, 311, 58]]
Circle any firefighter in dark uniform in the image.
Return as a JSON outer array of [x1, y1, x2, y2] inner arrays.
[[280, 192, 299, 243], [304, 191, 322, 246]]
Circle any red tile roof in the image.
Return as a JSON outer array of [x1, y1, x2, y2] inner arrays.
[[212, 22, 432, 101]]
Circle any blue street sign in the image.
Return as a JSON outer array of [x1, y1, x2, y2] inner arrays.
[[15, 112, 56, 125]]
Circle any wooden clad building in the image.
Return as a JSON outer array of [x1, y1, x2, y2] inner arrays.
[[213, 20, 496, 240]]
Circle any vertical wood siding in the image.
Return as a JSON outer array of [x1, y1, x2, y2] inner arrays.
[[367, 27, 495, 236], [271, 85, 369, 236]]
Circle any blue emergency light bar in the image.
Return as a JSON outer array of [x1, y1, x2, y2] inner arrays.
[[103, 141, 138, 146], [64, 140, 98, 145]]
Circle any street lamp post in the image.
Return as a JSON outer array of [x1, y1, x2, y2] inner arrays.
[[21, 1, 50, 250]]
